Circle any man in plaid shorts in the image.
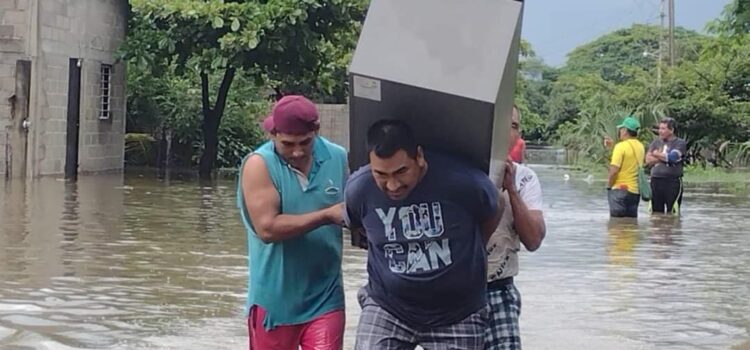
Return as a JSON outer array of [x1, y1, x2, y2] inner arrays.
[[345, 119, 504, 349], [485, 106, 547, 350]]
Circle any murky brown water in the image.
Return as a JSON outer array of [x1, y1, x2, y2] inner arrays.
[[1, 166, 748, 349]]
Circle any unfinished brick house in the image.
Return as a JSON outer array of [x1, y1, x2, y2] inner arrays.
[[1, 0, 128, 178]]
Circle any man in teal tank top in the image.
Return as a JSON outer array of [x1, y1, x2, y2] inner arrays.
[[237, 95, 348, 350]]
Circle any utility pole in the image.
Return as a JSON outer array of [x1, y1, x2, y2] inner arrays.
[[668, 0, 676, 67], [658, 0, 665, 87]]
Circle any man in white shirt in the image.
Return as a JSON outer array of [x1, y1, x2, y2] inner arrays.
[[485, 121, 546, 350]]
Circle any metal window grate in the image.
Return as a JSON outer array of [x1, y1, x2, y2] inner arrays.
[[99, 64, 112, 120]]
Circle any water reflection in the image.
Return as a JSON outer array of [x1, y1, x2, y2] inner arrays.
[[607, 218, 640, 267], [1, 180, 31, 282], [0, 167, 748, 349], [647, 215, 682, 260], [0, 174, 246, 349]]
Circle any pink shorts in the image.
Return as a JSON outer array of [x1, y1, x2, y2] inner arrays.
[[247, 305, 345, 350]]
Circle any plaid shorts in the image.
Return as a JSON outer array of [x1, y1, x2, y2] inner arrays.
[[355, 287, 488, 350], [485, 283, 522, 350]]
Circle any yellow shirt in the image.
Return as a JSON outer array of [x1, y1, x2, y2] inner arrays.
[[610, 138, 645, 194]]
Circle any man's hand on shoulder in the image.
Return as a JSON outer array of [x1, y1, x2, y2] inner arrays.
[[325, 202, 345, 226]]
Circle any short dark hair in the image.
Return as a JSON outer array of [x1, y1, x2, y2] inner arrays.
[[366, 119, 419, 159], [627, 129, 638, 137], [659, 117, 678, 133]]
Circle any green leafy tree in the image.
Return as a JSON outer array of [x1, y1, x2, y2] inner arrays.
[[564, 24, 708, 83], [122, 0, 367, 179], [515, 40, 558, 142], [661, 0, 750, 165], [544, 25, 709, 150], [514, 7, 748, 168], [713, 0, 750, 37]]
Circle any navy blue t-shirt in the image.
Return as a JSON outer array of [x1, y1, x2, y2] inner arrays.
[[345, 151, 499, 328]]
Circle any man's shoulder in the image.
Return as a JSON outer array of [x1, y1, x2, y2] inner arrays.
[[612, 141, 627, 154], [514, 163, 538, 181], [427, 150, 486, 180], [515, 163, 541, 191], [349, 164, 372, 179], [318, 137, 347, 159], [616, 139, 643, 152], [346, 164, 374, 195], [242, 142, 274, 171], [252, 141, 274, 156], [427, 150, 472, 166]]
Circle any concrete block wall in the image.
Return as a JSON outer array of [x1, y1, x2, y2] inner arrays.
[[79, 58, 126, 173], [32, 0, 127, 175], [0, 0, 28, 176], [35, 54, 68, 175], [0, 0, 28, 174], [76, 0, 126, 173], [317, 104, 350, 151], [0, 0, 28, 43]]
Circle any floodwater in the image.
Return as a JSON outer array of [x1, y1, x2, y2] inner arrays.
[[1, 166, 748, 349]]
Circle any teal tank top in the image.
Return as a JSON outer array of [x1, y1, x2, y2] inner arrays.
[[237, 136, 347, 330]]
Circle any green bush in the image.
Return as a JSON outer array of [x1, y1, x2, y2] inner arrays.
[[124, 133, 156, 166]]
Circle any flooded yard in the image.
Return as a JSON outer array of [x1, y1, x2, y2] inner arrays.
[[1, 166, 748, 349]]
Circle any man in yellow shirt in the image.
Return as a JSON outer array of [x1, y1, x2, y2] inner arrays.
[[607, 117, 645, 218]]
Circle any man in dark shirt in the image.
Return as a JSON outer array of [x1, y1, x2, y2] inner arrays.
[[646, 117, 688, 214], [345, 119, 503, 350]]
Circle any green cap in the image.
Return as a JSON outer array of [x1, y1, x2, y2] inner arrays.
[[617, 117, 640, 132]]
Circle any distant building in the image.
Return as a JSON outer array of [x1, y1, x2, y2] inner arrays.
[[1, 0, 128, 178]]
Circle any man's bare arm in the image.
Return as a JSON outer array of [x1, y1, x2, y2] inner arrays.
[[502, 161, 545, 251], [242, 155, 342, 243], [654, 152, 667, 162], [645, 150, 661, 166], [651, 149, 668, 162], [508, 190, 545, 251]]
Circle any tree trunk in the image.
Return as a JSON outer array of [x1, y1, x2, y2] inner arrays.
[[197, 67, 236, 180], [199, 111, 220, 179], [165, 129, 173, 169], [157, 126, 167, 170]]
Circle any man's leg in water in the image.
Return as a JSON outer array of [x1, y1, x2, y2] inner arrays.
[[485, 284, 521, 350], [248, 305, 303, 350], [419, 304, 488, 349], [299, 309, 345, 350], [650, 178, 667, 214], [664, 178, 683, 214], [355, 287, 417, 350]]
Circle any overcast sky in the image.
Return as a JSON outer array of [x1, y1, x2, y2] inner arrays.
[[521, 0, 732, 66]]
